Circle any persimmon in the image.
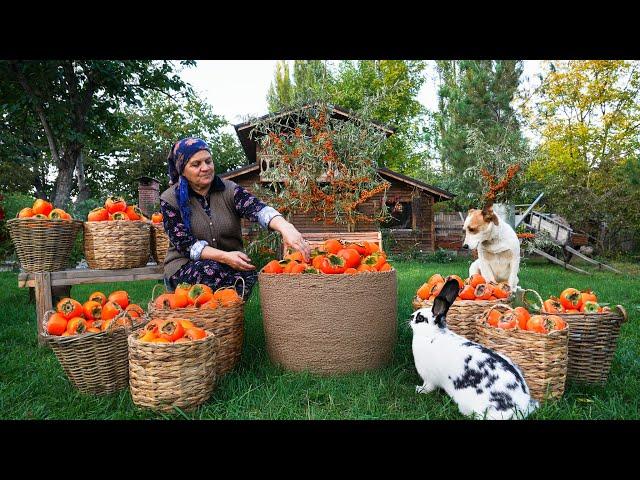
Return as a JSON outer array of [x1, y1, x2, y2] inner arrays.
[[82, 300, 102, 321], [363, 241, 379, 255], [262, 260, 284, 274], [151, 212, 163, 223], [468, 274, 486, 288], [580, 289, 597, 305], [362, 253, 386, 271], [188, 284, 213, 306], [85, 320, 95, 329], [512, 307, 530, 330], [283, 260, 305, 274], [545, 315, 567, 331], [337, 248, 361, 268], [497, 315, 517, 330], [417, 283, 431, 300], [17, 207, 34, 218], [344, 267, 358, 274], [559, 288, 583, 311], [200, 299, 221, 310], [445, 275, 464, 289], [303, 267, 320, 274], [312, 255, 326, 270], [184, 327, 207, 341], [155, 294, 178, 310], [474, 283, 494, 300], [144, 319, 163, 334], [151, 337, 170, 343], [32, 199, 53, 216], [459, 285, 476, 300], [174, 283, 192, 297], [356, 263, 375, 273], [114, 314, 133, 329], [213, 288, 241, 306], [125, 304, 144, 318], [108, 290, 130, 310], [174, 337, 190, 343], [48, 208, 68, 220], [542, 297, 563, 314], [581, 300, 600, 313], [124, 205, 143, 221], [87, 207, 109, 221], [33, 214, 48, 219], [102, 301, 123, 320], [345, 243, 367, 256], [89, 291, 107, 306], [284, 250, 306, 263], [87, 327, 102, 333], [56, 298, 83, 320], [110, 211, 130, 221], [526, 315, 547, 333], [430, 281, 445, 297], [323, 238, 343, 255], [178, 319, 196, 330], [47, 313, 68, 335], [486, 309, 502, 327], [105, 196, 127, 214], [379, 262, 392, 272], [158, 319, 185, 342], [492, 283, 511, 299], [66, 317, 87, 335], [320, 254, 346, 274], [488, 295, 498, 301]]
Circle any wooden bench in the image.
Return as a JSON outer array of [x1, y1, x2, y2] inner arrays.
[[18, 265, 164, 346]]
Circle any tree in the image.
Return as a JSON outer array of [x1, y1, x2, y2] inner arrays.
[[266, 61, 295, 113], [0, 60, 193, 208]]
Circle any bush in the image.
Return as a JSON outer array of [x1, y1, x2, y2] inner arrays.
[[0, 192, 36, 261]]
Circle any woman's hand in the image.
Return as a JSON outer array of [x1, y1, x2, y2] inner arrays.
[[271, 218, 310, 262], [221, 251, 256, 271]]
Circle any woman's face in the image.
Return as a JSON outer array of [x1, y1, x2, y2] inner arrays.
[[183, 150, 214, 190]]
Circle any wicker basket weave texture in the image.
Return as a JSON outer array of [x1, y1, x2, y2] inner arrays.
[[41, 311, 146, 395], [259, 270, 398, 375], [475, 304, 568, 402], [556, 306, 627, 384], [151, 224, 170, 264], [8, 218, 83, 273], [128, 330, 217, 412], [83, 220, 150, 269], [148, 284, 245, 376], [412, 297, 510, 342]]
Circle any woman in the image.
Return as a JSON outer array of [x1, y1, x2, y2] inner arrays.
[[160, 137, 310, 298]]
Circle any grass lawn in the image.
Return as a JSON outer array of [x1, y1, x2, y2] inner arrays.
[[1, 257, 638, 420]]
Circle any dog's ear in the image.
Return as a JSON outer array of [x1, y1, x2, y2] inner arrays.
[[431, 279, 460, 327], [482, 204, 499, 225]]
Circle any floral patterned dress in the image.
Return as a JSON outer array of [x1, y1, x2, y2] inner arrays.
[[160, 179, 280, 299]]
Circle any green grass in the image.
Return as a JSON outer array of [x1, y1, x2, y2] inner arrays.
[[1, 257, 638, 420]]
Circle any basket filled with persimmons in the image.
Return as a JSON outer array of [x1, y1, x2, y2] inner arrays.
[[147, 280, 245, 376], [83, 196, 151, 269], [127, 317, 217, 412], [148, 212, 170, 264], [475, 294, 569, 402], [257, 238, 397, 375], [7, 198, 83, 273], [41, 289, 148, 395], [412, 273, 513, 342], [521, 287, 628, 385]]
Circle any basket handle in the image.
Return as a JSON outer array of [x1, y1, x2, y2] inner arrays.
[[521, 288, 546, 313], [233, 276, 246, 300], [615, 305, 628, 324], [41, 310, 56, 339], [151, 283, 168, 302]]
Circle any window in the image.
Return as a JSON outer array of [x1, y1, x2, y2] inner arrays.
[[381, 201, 412, 229]]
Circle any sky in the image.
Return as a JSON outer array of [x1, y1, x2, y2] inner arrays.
[[179, 60, 544, 137]]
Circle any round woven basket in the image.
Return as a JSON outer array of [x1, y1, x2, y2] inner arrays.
[[41, 310, 148, 395], [475, 303, 568, 402], [258, 270, 398, 375], [412, 296, 510, 342], [128, 328, 218, 412], [147, 281, 245, 376], [83, 220, 151, 269], [150, 223, 170, 264], [520, 289, 629, 385], [7, 218, 83, 273]]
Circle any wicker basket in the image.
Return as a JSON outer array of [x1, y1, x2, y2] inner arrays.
[[258, 270, 398, 375], [128, 328, 218, 412], [83, 220, 151, 269], [150, 223, 170, 264], [41, 310, 147, 395], [520, 289, 629, 385], [475, 303, 568, 402], [147, 280, 245, 376], [412, 296, 511, 342], [7, 218, 83, 273]]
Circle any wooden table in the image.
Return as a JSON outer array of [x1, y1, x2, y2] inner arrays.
[[18, 265, 164, 345]]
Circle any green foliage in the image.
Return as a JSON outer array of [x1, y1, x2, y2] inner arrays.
[[0, 192, 36, 260]]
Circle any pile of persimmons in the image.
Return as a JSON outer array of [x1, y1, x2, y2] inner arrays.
[[261, 238, 392, 275], [135, 318, 208, 343], [46, 290, 145, 336], [86, 196, 158, 222], [17, 199, 73, 220], [416, 273, 511, 302], [483, 307, 567, 334], [540, 288, 611, 314], [154, 283, 242, 310]]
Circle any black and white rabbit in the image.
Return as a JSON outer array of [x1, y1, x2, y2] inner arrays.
[[410, 278, 539, 420]]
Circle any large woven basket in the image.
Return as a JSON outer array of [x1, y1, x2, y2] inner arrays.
[[259, 270, 398, 375], [412, 296, 511, 342], [150, 223, 170, 264], [83, 220, 151, 269], [41, 310, 147, 395], [475, 303, 568, 402], [147, 281, 245, 376], [521, 289, 629, 385], [128, 328, 218, 412], [7, 218, 83, 273]]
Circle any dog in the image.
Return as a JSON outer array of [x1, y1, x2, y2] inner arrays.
[[410, 279, 538, 420], [462, 204, 521, 289]]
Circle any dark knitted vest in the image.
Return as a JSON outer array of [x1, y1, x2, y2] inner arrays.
[[160, 178, 243, 279]]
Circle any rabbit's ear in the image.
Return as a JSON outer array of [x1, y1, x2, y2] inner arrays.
[[432, 279, 460, 321]]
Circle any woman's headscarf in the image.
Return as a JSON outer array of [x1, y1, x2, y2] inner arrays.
[[167, 137, 211, 233]]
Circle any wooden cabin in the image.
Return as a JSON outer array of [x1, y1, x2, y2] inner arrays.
[[222, 105, 454, 254]]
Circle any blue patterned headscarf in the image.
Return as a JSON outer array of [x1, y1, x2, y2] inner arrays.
[[167, 137, 211, 232]]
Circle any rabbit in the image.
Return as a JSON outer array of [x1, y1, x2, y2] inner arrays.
[[409, 278, 539, 420]]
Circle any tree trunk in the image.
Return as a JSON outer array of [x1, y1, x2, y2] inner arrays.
[[52, 149, 78, 209], [74, 150, 91, 205]]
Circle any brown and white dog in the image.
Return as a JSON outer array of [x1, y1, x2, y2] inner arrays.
[[462, 204, 520, 289]]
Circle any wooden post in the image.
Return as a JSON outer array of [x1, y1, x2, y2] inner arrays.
[[34, 272, 52, 347]]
